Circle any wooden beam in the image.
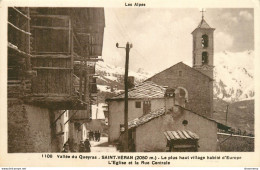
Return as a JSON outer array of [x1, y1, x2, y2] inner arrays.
[[31, 54, 70, 59], [64, 110, 78, 125], [87, 74, 99, 77], [31, 52, 69, 54], [29, 93, 73, 97], [76, 32, 91, 36], [24, 96, 76, 104], [52, 110, 67, 126], [27, 7, 31, 71], [12, 7, 31, 20], [31, 26, 69, 30], [72, 32, 84, 55], [8, 42, 32, 57], [83, 71, 87, 102], [8, 80, 30, 83], [79, 62, 83, 101], [74, 57, 103, 62], [69, 19, 73, 95], [8, 22, 31, 35], [31, 15, 69, 19], [33, 67, 72, 70]]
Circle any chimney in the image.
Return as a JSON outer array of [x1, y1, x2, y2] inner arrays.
[[174, 88, 187, 108], [164, 88, 175, 111], [127, 76, 135, 89]]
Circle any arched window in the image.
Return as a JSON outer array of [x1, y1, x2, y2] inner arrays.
[[202, 34, 208, 48], [175, 87, 188, 101], [202, 52, 208, 64], [174, 87, 188, 107], [179, 88, 186, 97]]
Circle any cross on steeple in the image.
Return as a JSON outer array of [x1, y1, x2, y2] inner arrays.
[[200, 8, 206, 19]]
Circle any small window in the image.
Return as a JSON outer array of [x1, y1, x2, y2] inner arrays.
[[178, 71, 183, 76], [202, 52, 208, 64], [179, 89, 186, 97], [202, 34, 208, 48], [182, 120, 188, 126], [135, 101, 141, 108], [143, 100, 151, 115]]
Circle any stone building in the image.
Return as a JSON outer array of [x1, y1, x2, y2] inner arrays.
[[146, 17, 215, 118], [107, 80, 228, 152], [124, 105, 220, 152], [107, 81, 175, 142]]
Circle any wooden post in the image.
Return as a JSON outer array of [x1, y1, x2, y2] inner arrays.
[[116, 42, 132, 152], [83, 70, 87, 102], [124, 42, 130, 152], [69, 18, 73, 95], [79, 62, 83, 100], [225, 104, 229, 125], [27, 7, 31, 71]]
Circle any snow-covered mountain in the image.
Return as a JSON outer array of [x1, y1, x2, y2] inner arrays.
[[96, 50, 254, 102], [95, 61, 153, 95], [96, 62, 152, 83], [214, 50, 254, 102]]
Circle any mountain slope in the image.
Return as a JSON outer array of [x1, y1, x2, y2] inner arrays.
[[213, 50, 254, 102]]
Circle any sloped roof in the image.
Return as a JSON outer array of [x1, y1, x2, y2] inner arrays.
[[164, 130, 199, 141], [197, 18, 212, 29], [146, 62, 213, 82], [128, 108, 165, 129], [107, 81, 167, 101], [192, 18, 215, 34], [126, 106, 230, 131]]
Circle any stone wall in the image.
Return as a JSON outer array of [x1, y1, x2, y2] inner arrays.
[[8, 100, 53, 152], [217, 133, 254, 152], [147, 62, 213, 118]]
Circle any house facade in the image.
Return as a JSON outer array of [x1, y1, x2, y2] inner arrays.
[[107, 81, 184, 142], [125, 105, 219, 152]]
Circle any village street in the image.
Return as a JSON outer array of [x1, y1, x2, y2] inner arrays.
[[90, 137, 118, 152]]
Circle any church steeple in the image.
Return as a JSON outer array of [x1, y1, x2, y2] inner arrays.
[[191, 11, 215, 79]]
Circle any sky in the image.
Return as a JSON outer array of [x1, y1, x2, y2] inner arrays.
[[101, 8, 254, 74]]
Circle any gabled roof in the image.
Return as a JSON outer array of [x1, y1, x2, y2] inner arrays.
[[107, 81, 167, 101], [146, 62, 213, 82], [127, 106, 230, 130]]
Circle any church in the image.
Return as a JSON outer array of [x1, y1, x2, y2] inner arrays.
[[106, 13, 228, 151], [146, 14, 215, 118]]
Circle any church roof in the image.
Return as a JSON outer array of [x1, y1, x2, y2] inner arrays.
[[191, 18, 215, 34], [197, 18, 212, 29], [106, 81, 167, 101], [146, 62, 213, 81]]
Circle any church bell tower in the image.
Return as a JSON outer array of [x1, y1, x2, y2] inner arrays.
[[191, 10, 215, 79]]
